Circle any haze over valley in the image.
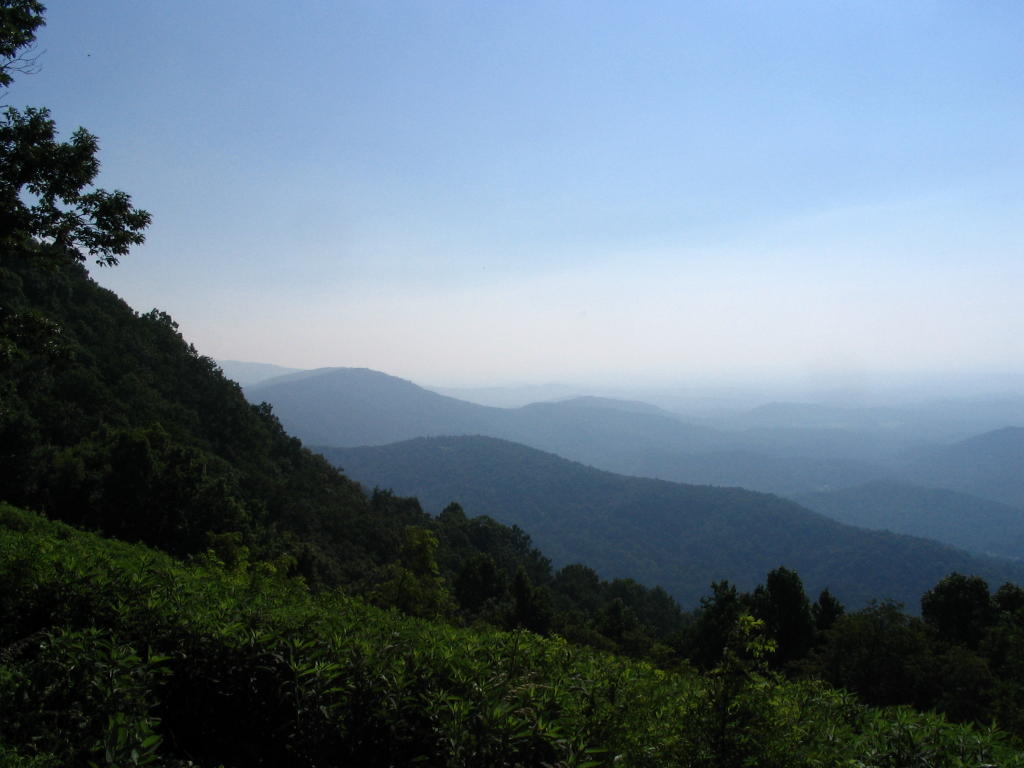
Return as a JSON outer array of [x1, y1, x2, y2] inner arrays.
[[234, 361, 1024, 609], [8, 3, 1024, 762]]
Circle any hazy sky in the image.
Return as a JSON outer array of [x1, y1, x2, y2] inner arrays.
[[12, 1, 1024, 387]]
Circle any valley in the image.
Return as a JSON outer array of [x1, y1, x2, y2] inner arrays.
[[246, 364, 1024, 584], [5, 2, 1024, 763]]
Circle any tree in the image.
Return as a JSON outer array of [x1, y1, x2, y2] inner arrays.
[[1, 106, 151, 264], [694, 613, 780, 768], [921, 572, 993, 650], [454, 552, 505, 614], [807, 601, 934, 708], [552, 563, 603, 614], [0, 2, 149, 265], [372, 527, 454, 619], [993, 582, 1024, 615], [508, 565, 552, 634], [689, 580, 744, 669], [749, 566, 814, 667], [811, 588, 844, 633], [0, 1, 45, 88]]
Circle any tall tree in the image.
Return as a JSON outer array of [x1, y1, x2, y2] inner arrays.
[[0, 1, 149, 264], [811, 588, 844, 633], [750, 566, 815, 667], [921, 572, 993, 649], [689, 580, 744, 669]]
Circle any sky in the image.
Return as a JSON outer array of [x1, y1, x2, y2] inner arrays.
[[10, 1, 1024, 390]]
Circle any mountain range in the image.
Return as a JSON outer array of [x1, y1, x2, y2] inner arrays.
[[242, 364, 1024, 608], [248, 366, 1024, 505], [246, 367, 898, 496], [320, 435, 1024, 609], [793, 480, 1024, 561], [898, 427, 1024, 508]]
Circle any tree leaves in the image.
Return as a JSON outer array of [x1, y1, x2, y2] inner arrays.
[[0, 107, 150, 265]]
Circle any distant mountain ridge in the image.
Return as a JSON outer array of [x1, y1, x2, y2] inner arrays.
[[247, 367, 502, 447], [550, 396, 682, 418], [247, 367, 894, 495], [216, 359, 304, 386], [702, 398, 1024, 449], [900, 427, 1024, 508], [425, 382, 580, 408], [320, 435, 1024, 610], [793, 480, 1024, 561]]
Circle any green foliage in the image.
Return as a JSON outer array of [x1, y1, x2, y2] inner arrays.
[[0, 628, 168, 767], [684, 614, 781, 768], [749, 566, 814, 668], [5, 505, 1024, 767], [0, 2, 149, 267], [804, 600, 935, 708], [922, 572, 994, 649], [0, 247, 694, 662], [322, 435, 1024, 611], [803, 592, 1011, 730], [372, 526, 454, 619], [0, 107, 151, 265], [811, 587, 844, 633], [508, 565, 553, 635], [0, 0, 44, 89], [688, 580, 744, 669]]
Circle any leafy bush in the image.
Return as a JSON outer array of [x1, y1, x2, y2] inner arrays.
[[3, 505, 1023, 768]]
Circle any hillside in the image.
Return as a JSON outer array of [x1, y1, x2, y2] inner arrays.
[[0, 251, 395, 585], [707, 399, 1024, 443], [5, 256, 1024, 763], [616, 447, 888, 496], [1, 252, 700, 656], [7, 4, 1024, 763], [248, 367, 894, 494], [247, 367, 505, 446], [9, 503, 1024, 767], [320, 435, 1024, 609], [794, 480, 1024, 561], [900, 427, 1024, 508]]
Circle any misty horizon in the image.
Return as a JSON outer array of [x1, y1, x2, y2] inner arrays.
[[9, 2, 1020, 391], [222, 357, 1024, 413]]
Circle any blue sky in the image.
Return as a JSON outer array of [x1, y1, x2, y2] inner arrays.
[[11, 1, 1024, 388]]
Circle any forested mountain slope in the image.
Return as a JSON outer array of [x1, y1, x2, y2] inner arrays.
[[321, 435, 1024, 609], [900, 427, 1024, 508], [6, 5, 1024, 764], [0, 251, 697, 655], [2, 250, 379, 584], [9, 503, 1024, 768], [794, 480, 1024, 561]]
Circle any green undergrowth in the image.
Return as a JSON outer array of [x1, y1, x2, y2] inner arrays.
[[1, 504, 1022, 768]]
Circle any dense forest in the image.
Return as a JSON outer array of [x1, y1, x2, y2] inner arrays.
[[320, 434, 1024, 609], [4, 3, 1024, 765], [6, 504, 1024, 768]]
